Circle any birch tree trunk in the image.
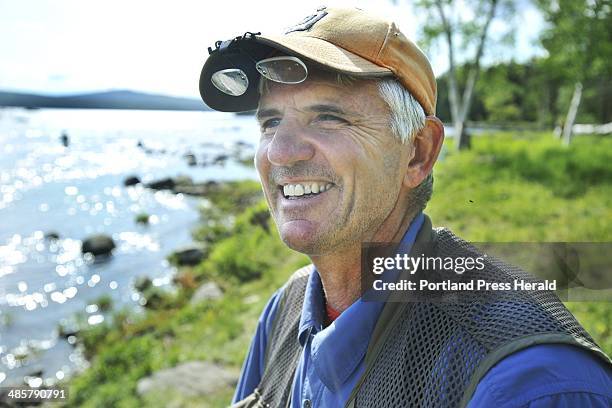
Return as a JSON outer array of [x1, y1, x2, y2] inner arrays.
[[434, 0, 499, 150], [562, 82, 583, 146]]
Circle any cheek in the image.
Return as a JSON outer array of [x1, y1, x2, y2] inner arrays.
[[255, 142, 270, 175], [314, 134, 366, 174], [254, 144, 276, 202]]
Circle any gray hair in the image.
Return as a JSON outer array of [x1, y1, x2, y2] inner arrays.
[[375, 78, 433, 212], [258, 72, 434, 211]]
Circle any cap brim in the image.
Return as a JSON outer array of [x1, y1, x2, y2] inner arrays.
[[256, 34, 391, 77], [199, 35, 393, 113]]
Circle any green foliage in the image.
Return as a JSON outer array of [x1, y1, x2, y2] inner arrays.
[[196, 201, 286, 283], [426, 0, 611, 126], [202, 180, 263, 214], [68, 336, 156, 407], [141, 287, 177, 310], [536, 0, 610, 125], [193, 180, 263, 245], [536, 0, 612, 83], [91, 294, 113, 312], [436, 59, 612, 125]]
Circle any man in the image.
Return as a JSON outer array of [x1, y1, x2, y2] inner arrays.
[[199, 7, 612, 407]]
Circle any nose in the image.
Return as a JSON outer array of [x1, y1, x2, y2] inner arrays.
[[266, 121, 315, 167]]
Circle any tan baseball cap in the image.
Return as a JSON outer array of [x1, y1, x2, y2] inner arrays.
[[199, 6, 437, 115]]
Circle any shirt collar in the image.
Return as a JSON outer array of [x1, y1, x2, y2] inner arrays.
[[296, 213, 425, 390]]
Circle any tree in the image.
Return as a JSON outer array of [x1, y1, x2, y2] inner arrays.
[[536, 0, 612, 145], [414, 0, 515, 149]]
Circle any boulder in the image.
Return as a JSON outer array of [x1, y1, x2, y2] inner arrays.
[[146, 177, 175, 190], [44, 231, 60, 240], [60, 132, 69, 147], [190, 282, 223, 305], [124, 176, 141, 186], [81, 234, 115, 256], [169, 246, 206, 266], [136, 361, 238, 397], [146, 176, 194, 192], [212, 154, 229, 165], [184, 153, 197, 166]]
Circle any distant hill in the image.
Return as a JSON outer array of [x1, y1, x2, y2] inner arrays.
[[0, 90, 210, 111]]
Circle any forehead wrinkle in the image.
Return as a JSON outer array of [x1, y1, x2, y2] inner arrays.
[[258, 93, 365, 120], [257, 78, 387, 121]]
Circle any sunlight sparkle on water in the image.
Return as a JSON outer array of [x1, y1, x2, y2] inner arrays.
[[87, 314, 104, 325], [118, 232, 159, 252]]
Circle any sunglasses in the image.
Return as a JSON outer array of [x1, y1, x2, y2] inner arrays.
[[211, 55, 309, 97]]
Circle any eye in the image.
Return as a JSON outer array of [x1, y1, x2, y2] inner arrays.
[[261, 118, 281, 132], [314, 114, 348, 124]]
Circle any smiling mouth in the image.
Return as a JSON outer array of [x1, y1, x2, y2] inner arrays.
[[279, 182, 334, 199]]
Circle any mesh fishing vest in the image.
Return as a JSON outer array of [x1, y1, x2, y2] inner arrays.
[[234, 223, 611, 408]]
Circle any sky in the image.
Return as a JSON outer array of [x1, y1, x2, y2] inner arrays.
[[0, 0, 545, 98]]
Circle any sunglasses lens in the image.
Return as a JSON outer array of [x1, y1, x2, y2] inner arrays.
[[256, 56, 308, 84], [211, 68, 249, 96]]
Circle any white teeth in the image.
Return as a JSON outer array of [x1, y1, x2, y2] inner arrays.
[[282, 182, 332, 197]]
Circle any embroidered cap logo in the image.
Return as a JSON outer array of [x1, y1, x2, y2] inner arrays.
[[285, 7, 328, 34]]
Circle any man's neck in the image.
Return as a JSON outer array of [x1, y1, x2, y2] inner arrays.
[[310, 209, 418, 312]]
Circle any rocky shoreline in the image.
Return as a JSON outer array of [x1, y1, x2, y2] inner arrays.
[[2, 178, 284, 406]]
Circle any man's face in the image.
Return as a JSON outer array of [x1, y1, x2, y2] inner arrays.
[[255, 75, 411, 255]]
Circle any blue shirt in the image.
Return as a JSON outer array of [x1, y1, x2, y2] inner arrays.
[[233, 215, 612, 407]]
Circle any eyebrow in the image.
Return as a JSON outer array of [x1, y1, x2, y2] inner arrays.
[[256, 108, 281, 121], [256, 104, 354, 121]]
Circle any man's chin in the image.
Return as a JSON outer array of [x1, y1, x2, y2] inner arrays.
[[279, 220, 324, 254]]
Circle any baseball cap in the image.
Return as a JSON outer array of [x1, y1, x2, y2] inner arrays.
[[199, 6, 437, 115]]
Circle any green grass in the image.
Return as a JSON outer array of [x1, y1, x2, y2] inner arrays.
[[429, 132, 612, 241], [64, 133, 611, 407]]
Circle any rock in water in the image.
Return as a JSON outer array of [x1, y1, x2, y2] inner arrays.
[[146, 176, 193, 191], [136, 361, 238, 397], [169, 246, 206, 266], [44, 231, 60, 240], [81, 234, 116, 256], [190, 282, 223, 305], [60, 131, 69, 147], [212, 154, 229, 165], [124, 176, 141, 186], [184, 153, 197, 166], [146, 177, 175, 190]]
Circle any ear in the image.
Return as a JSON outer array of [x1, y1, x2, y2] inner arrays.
[[403, 116, 445, 188]]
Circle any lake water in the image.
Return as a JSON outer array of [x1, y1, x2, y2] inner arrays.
[[0, 108, 260, 387]]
